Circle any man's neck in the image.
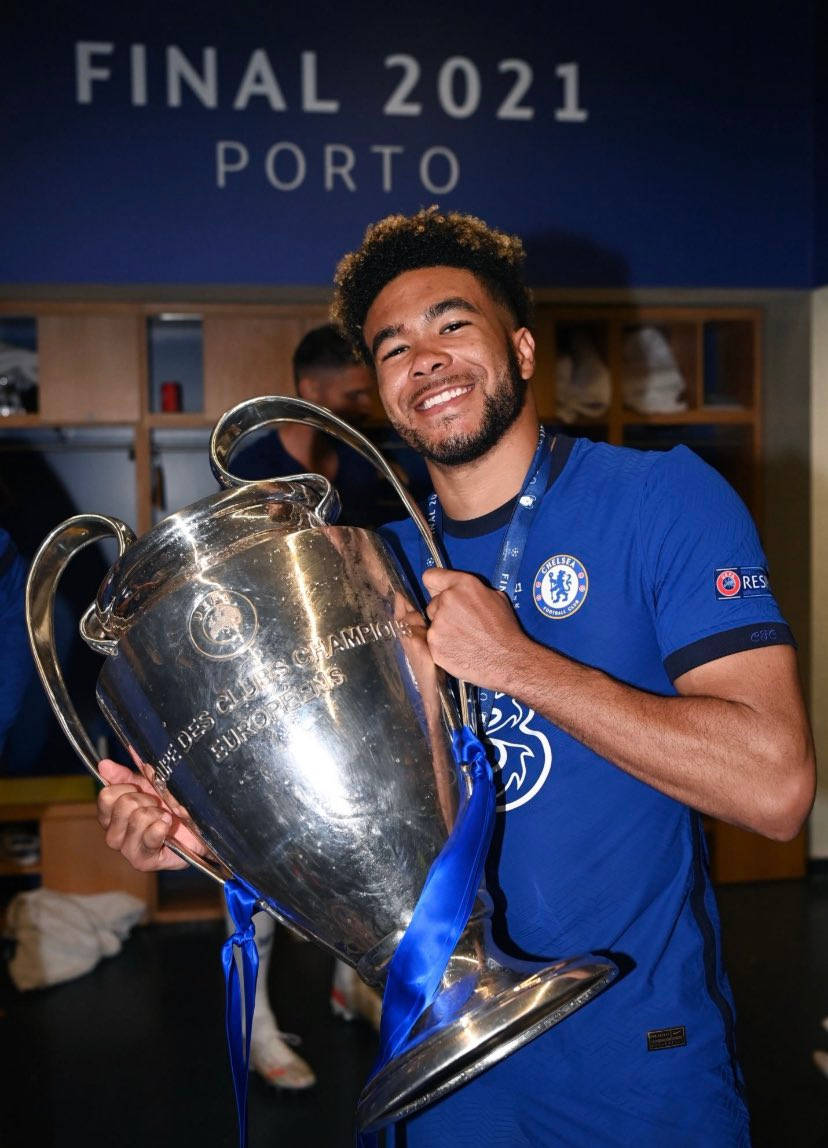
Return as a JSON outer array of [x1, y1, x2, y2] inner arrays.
[[277, 422, 336, 474], [427, 396, 541, 520]]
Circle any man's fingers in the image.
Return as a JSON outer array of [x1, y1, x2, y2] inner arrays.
[[121, 804, 174, 859], [110, 799, 185, 871], [98, 758, 138, 787], [96, 782, 188, 870], [100, 790, 166, 847], [422, 567, 465, 594], [97, 783, 139, 829], [98, 756, 160, 799]]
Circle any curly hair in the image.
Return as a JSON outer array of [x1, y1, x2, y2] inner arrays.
[[331, 206, 532, 362]]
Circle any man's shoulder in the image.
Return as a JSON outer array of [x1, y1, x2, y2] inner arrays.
[[556, 433, 650, 475], [547, 435, 661, 509], [558, 435, 722, 501]]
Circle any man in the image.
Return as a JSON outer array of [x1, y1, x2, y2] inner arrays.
[[98, 208, 815, 1144], [230, 322, 384, 528]]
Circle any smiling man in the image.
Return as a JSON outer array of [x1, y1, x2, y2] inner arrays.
[[365, 273, 531, 469], [329, 206, 816, 1146], [97, 208, 815, 1146]]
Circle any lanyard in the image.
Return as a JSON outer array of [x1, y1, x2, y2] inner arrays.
[[420, 428, 555, 729]]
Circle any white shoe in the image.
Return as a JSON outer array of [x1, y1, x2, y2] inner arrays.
[[250, 1011, 316, 1090]]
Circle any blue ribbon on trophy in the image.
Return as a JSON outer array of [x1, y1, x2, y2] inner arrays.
[[222, 876, 262, 1148], [357, 723, 495, 1146]]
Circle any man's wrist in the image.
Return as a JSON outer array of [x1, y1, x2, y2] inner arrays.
[[493, 633, 559, 704]]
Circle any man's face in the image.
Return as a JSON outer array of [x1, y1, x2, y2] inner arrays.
[[302, 364, 376, 425], [362, 267, 534, 466]]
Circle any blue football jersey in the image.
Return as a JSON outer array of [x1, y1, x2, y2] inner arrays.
[[378, 436, 790, 1146]]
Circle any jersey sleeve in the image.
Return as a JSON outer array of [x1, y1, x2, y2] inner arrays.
[[638, 447, 794, 681]]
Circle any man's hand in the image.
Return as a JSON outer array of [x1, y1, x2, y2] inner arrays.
[[421, 567, 528, 691], [97, 758, 204, 872]]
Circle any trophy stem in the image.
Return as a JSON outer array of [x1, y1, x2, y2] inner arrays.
[[357, 917, 617, 1133]]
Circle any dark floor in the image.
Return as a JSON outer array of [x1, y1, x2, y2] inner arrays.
[[1, 877, 827, 1148]]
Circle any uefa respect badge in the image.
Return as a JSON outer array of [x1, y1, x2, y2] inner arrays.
[[533, 554, 589, 619], [714, 566, 771, 600]]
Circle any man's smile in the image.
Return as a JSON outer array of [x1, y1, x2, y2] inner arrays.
[[414, 382, 474, 412]]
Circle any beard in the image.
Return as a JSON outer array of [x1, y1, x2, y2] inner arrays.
[[389, 340, 528, 467]]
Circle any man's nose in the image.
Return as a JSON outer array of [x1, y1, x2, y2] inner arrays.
[[410, 342, 451, 377]]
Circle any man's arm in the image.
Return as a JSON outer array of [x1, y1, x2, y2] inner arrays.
[[421, 568, 816, 841]]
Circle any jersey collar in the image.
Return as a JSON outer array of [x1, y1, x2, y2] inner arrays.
[[442, 432, 575, 539]]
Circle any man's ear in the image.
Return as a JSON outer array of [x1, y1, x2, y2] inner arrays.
[[512, 327, 536, 380], [296, 375, 321, 403]]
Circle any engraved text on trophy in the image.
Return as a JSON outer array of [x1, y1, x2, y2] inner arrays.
[[159, 615, 412, 771]]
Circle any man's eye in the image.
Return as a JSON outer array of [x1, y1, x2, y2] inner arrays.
[[381, 345, 406, 362], [442, 320, 469, 334]]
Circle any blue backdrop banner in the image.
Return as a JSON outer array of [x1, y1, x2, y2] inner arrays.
[[0, 1, 818, 287]]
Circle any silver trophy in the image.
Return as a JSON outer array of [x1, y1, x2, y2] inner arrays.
[[25, 396, 616, 1130]]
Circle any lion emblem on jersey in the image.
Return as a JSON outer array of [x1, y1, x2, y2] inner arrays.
[[548, 569, 573, 603], [484, 693, 553, 812]]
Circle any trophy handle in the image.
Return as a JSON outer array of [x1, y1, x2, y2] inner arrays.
[[24, 514, 235, 889], [209, 395, 444, 568], [26, 513, 136, 784], [209, 395, 471, 728]]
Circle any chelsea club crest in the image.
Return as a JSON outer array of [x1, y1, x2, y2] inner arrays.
[[533, 554, 589, 619]]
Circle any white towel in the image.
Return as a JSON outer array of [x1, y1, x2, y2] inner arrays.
[[4, 886, 146, 991]]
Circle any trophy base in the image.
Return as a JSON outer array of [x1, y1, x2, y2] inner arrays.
[[357, 951, 617, 1133]]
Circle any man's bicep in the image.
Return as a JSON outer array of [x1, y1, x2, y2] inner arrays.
[[673, 643, 804, 709], [674, 644, 815, 837]]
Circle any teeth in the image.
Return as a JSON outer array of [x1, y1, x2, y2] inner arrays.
[[420, 386, 470, 411]]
